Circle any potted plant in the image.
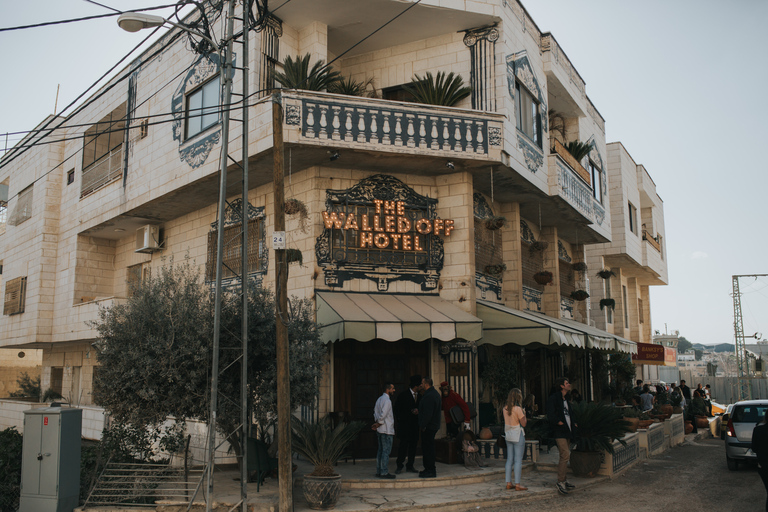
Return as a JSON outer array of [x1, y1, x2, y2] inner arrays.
[[529, 240, 549, 253], [564, 140, 594, 162], [533, 270, 553, 285], [485, 215, 506, 230], [572, 262, 588, 273], [596, 269, 615, 280], [570, 290, 589, 301], [287, 248, 304, 266], [670, 392, 684, 414], [292, 416, 364, 510], [621, 407, 641, 433], [403, 71, 471, 107], [274, 53, 342, 91], [570, 401, 630, 477], [484, 263, 507, 278], [599, 298, 615, 310], [637, 411, 654, 430], [285, 198, 309, 232]]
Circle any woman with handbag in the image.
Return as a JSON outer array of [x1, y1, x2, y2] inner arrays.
[[503, 388, 527, 491]]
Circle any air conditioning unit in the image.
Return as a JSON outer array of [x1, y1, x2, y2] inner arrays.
[[135, 225, 161, 253]]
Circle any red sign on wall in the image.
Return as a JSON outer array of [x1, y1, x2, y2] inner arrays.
[[44, 417, 48, 426]]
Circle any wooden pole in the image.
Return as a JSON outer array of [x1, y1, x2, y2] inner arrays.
[[272, 92, 292, 510]]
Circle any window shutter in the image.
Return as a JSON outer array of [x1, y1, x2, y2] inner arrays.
[[4, 276, 27, 315]]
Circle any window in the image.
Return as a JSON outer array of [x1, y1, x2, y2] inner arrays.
[[4, 276, 27, 315], [515, 81, 541, 147], [50, 367, 64, 397], [206, 218, 264, 281], [638, 298, 644, 324], [590, 161, 602, 202], [67, 169, 75, 185], [605, 277, 613, 324], [81, 103, 126, 197], [126, 263, 150, 296], [7, 185, 33, 226], [0, 200, 6, 236], [186, 76, 220, 139], [628, 202, 637, 234], [382, 85, 416, 103], [474, 217, 503, 277], [622, 285, 629, 326], [259, 18, 281, 96]]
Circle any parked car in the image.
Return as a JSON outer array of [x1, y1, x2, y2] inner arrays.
[[720, 404, 734, 440], [725, 399, 768, 470]]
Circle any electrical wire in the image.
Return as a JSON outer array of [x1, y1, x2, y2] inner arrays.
[[0, 3, 180, 32]]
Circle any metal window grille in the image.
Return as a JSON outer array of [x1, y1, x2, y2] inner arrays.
[[7, 186, 33, 226], [3, 276, 27, 315], [474, 217, 503, 273], [205, 218, 263, 281], [521, 241, 544, 290], [81, 103, 126, 197], [259, 17, 281, 96], [559, 260, 575, 297]]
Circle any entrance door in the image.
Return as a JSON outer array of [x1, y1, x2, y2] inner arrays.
[[333, 339, 429, 458]]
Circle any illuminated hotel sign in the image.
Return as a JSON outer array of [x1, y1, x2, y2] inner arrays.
[[322, 199, 454, 250]]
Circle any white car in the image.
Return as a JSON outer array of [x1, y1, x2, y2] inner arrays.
[[724, 399, 768, 470]]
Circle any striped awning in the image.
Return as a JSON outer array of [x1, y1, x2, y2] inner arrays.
[[475, 300, 585, 349], [316, 292, 482, 344]]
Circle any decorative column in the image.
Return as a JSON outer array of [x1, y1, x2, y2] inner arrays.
[[463, 26, 499, 112], [540, 226, 560, 318], [501, 202, 522, 310]]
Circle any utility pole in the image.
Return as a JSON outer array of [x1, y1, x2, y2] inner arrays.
[[732, 274, 767, 401], [272, 92, 292, 510]]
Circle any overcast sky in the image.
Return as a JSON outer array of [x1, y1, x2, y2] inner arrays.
[[1, 1, 766, 347]]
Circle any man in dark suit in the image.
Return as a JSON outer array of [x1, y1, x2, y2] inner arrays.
[[418, 376, 441, 478], [546, 377, 577, 495], [394, 374, 422, 474]]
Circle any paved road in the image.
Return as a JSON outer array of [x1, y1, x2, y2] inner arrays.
[[470, 437, 765, 512]]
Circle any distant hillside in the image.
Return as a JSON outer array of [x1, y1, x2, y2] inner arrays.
[[692, 343, 734, 353]]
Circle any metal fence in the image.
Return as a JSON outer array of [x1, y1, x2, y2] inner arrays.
[[678, 373, 768, 404]]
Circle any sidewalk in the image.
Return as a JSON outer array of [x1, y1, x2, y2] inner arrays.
[[81, 430, 711, 512]]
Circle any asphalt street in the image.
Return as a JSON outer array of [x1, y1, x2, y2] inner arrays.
[[469, 437, 764, 512]]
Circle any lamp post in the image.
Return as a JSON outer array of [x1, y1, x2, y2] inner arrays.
[[118, 4, 246, 512]]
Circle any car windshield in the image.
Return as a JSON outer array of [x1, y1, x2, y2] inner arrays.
[[731, 405, 768, 423]]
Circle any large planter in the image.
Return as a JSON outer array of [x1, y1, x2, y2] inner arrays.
[[570, 450, 602, 478], [303, 474, 342, 510], [638, 419, 655, 430], [623, 417, 640, 433], [672, 406, 684, 415], [685, 421, 694, 434], [695, 415, 709, 429], [660, 404, 673, 416], [479, 427, 494, 440], [533, 271, 553, 285]]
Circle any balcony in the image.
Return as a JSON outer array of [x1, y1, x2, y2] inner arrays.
[[281, 91, 504, 162], [642, 229, 661, 253]]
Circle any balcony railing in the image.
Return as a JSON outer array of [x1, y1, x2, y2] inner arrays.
[[642, 229, 661, 252], [554, 158, 593, 219], [81, 145, 123, 198], [282, 92, 503, 159]]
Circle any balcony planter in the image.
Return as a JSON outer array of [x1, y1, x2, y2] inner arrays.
[[485, 264, 507, 277], [570, 290, 589, 301], [533, 271, 553, 285], [529, 240, 549, 254], [572, 262, 588, 273], [599, 298, 615, 311], [596, 269, 615, 280], [485, 215, 506, 230]]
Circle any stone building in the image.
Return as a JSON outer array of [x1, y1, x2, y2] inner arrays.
[[0, 0, 666, 451]]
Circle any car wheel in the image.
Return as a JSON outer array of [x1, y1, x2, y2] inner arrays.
[[726, 456, 738, 471]]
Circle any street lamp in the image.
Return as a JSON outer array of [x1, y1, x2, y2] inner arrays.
[[117, 12, 219, 52]]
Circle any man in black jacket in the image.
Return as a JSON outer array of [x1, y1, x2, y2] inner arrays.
[[394, 374, 422, 474], [546, 377, 577, 495], [752, 408, 768, 512], [418, 376, 441, 478]]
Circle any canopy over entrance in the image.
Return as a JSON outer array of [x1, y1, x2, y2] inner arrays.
[[317, 292, 482, 344]]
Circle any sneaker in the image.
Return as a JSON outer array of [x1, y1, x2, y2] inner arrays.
[[395, 466, 404, 475], [565, 481, 576, 490], [556, 481, 569, 495], [379, 473, 396, 479]]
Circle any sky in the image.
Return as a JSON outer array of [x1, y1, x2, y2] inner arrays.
[[1, 0, 767, 347]]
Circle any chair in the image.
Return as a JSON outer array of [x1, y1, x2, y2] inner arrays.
[[247, 437, 278, 492]]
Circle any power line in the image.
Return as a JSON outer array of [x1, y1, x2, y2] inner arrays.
[[0, 3, 180, 32]]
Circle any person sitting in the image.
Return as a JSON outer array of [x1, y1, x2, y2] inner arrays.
[[439, 381, 470, 439], [461, 430, 486, 469], [640, 385, 655, 411]]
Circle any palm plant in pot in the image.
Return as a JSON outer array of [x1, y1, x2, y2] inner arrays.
[[570, 401, 631, 477], [292, 416, 364, 509]]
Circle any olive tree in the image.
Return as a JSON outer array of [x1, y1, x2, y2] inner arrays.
[[91, 259, 325, 458]]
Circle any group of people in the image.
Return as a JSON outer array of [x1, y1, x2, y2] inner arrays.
[[372, 376, 472, 479]]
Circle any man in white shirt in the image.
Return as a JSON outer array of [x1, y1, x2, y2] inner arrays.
[[374, 382, 397, 479]]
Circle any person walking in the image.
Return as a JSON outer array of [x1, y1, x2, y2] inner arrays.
[[503, 388, 528, 491], [373, 382, 397, 479], [394, 374, 422, 474], [679, 380, 691, 402], [547, 377, 577, 495], [418, 377, 441, 478], [752, 408, 768, 512]]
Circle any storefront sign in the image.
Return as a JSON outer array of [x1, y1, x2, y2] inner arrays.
[[632, 342, 677, 367], [322, 200, 454, 250]]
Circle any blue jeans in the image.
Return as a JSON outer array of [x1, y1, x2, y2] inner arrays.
[[376, 433, 394, 475], [505, 433, 525, 484]]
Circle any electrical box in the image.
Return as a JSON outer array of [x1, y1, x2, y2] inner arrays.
[[19, 406, 82, 512], [135, 224, 161, 253]]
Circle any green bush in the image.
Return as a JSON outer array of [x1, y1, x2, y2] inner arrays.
[[0, 427, 22, 512]]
